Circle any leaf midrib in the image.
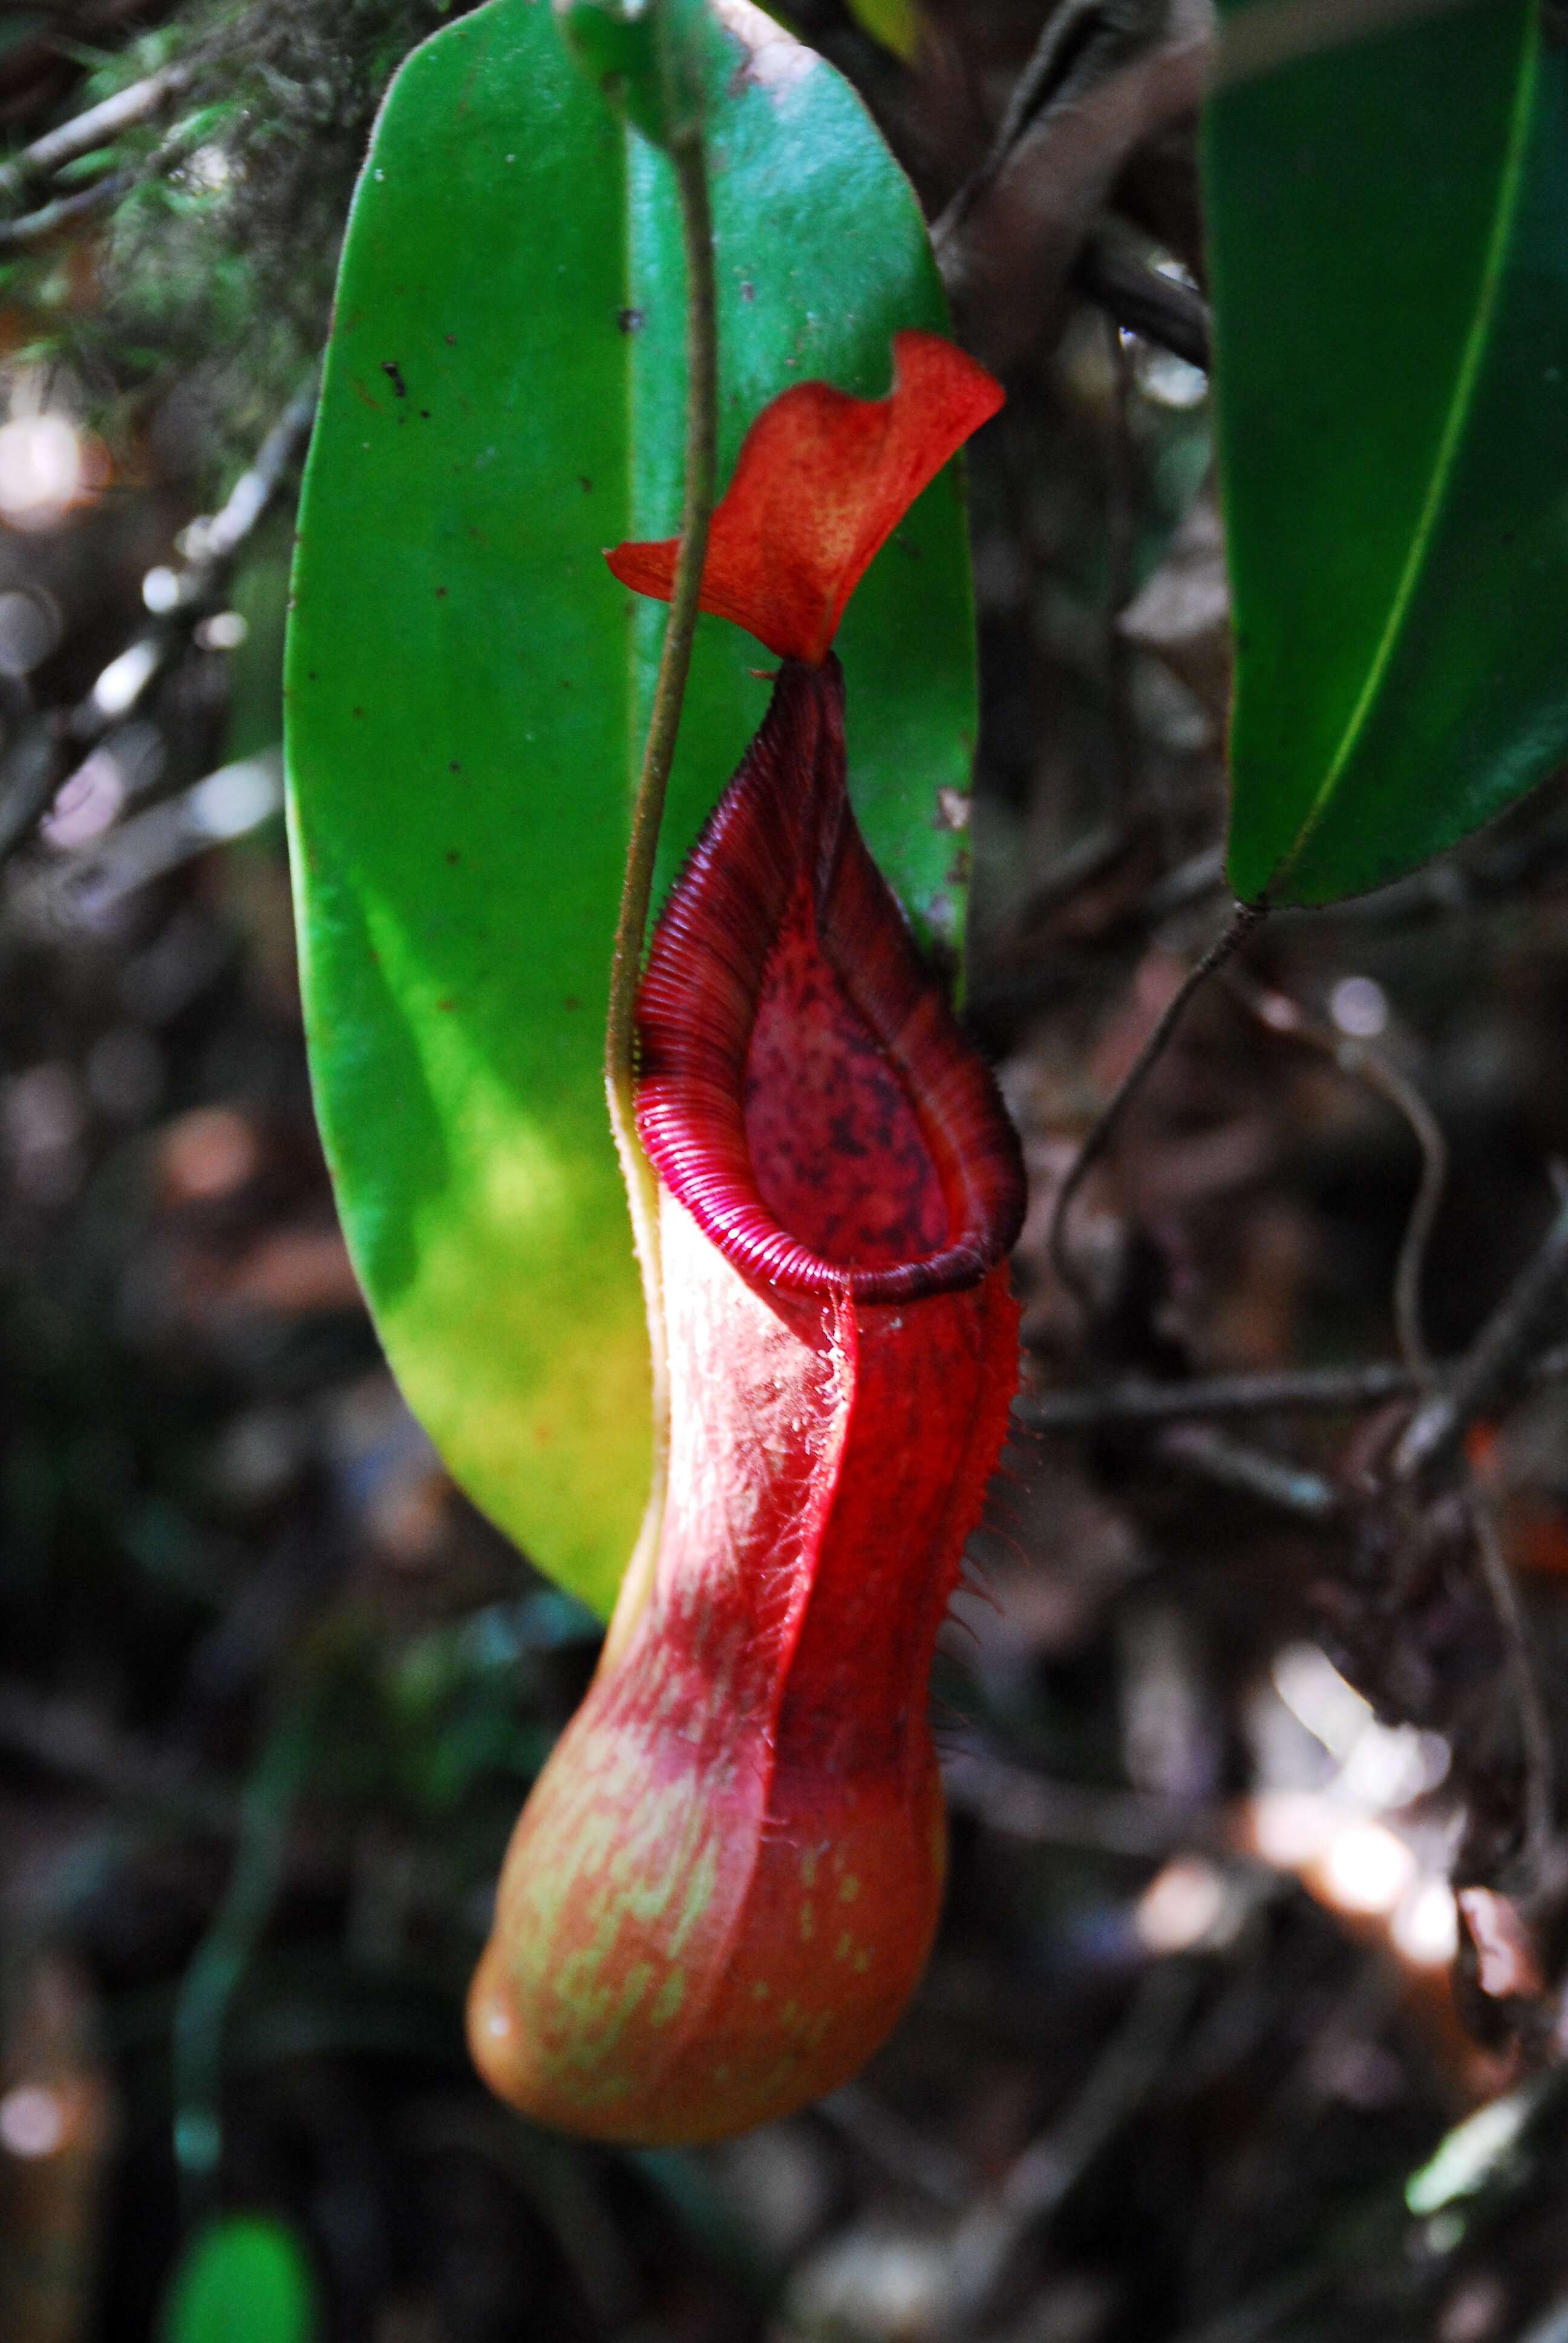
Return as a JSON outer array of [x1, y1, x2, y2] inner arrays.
[[1268, 1, 1539, 898]]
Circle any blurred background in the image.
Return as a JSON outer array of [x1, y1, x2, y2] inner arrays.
[[6, 1, 1568, 2337]]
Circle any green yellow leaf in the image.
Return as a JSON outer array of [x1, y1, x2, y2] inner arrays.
[[286, 0, 981, 1614]]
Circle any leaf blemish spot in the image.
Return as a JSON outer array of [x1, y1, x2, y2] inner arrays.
[[617, 307, 645, 335], [382, 361, 408, 399], [445, 850, 460, 865]]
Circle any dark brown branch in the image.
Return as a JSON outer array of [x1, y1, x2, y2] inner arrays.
[[1076, 232, 1212, 370], [1393, 1189, 1568, 1483], [1154, 1423, 1340, 1521], [0, 677, 57, 862], [1019, 1361, 1417, 1430], [2, 379, 316, 874], [0, 61, 186, 201], [943, 1961, 1203, 2333], [1227, 971, 1448, 1381], [943, 1744, 1228, 1860], [1018, 1345, 1568, 1434], [1466, 1473, 1555, 1879], [932, 0, 1117, 252], [68, 378, 318, 746], [1048, 898, 1267, 1319], [0, 168, 131, 249]]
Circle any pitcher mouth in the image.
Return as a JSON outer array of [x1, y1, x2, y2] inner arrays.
[[635, 656, 1025, 1305]]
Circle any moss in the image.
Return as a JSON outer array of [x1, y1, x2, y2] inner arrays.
[[3, 0, 486, 484]]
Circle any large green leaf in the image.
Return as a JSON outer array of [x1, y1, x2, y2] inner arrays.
[[286, 0, 981, 1615], [1206, 0, 1568, 906]]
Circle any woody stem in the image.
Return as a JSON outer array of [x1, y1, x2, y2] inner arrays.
[[603, 125, 717, 1637], [1048, 897, 1267, 1320]]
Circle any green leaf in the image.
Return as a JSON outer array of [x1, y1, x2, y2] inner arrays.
[[286, 0, 981, 1616], [160, 2216, 318, 2343], [1206, 0, 1568, 906], [844, 0, 920, 63]]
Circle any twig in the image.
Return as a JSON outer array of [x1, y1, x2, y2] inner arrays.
[[74, 375, 318, 739], [177, 376, 321, 572], [935, 0, 1165, 254], [1011, 818, 1133, 928], [0, 169, 131, 249], [1154, 1422, 1339, 1521], [1103, 312, 1140, 817], [1393, 1188, 1568, 1483], [17, 747, 283, 932], [0, 1676, 232, 1828], [20, 378, 318, 834], [1018, 1343, 1568, 1435], [1048, 897, 1267, 1319], [171, 1691, 316, 2214], [0, 61, 188, 201], [942, 1960, 1200, 2332], [1018, 1360, 1421, 1430], [818, 2085, 976, 2207], [1076, 232, 1212, 370], [0, 679, 57, 862], [1466, 1472, 1555, 1879], [1171, 2258, 1342, 2343], [0, 377, 316, 877], [1144, 842, 1228, 920], [942, 1743, 1228, 1858], [600, 124, 717, 1656], [1381, 1056, 1447, 1383], [1227, 972, 1448, 1380], [0, 97, 209, 254], [966, 836, 1230, 1032]]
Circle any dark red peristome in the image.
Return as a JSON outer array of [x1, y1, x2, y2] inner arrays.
[[605, 330, 1004, 664], [636, 657, 1025, 1300]]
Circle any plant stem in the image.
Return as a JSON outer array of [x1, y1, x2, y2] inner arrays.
[[602, 125, 717, 1654], [1226, 968, 1448, 1381], [1048, 897, 1266, 1320], [1393, 1183, 1568, 1482], [1467, 1471, 1555, 1879], [172, 1689, 316, 2218]]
